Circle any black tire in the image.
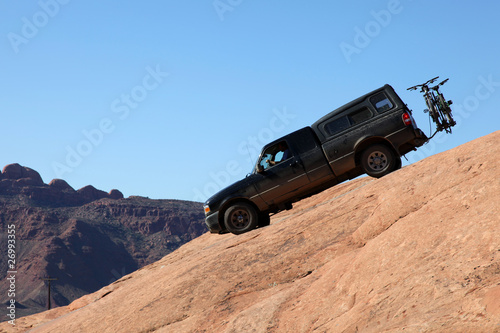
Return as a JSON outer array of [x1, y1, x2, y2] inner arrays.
[[394, 156, 402, 171], [224, 203, 258, 235], [361, 144, 399, 178], [258, 213, 271, 227]]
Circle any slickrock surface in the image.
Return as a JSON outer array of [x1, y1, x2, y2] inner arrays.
[[2, 131, 499, 333]]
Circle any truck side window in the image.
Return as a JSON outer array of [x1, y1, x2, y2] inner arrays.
[[349, 107, 372, 125], [324, 107, 372, 137], [370, 92, 393, 113], [258, 141, 291, 170], [324, 116, 350, 136]]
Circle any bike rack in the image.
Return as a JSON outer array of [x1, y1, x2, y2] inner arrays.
[[407, 76, 457, 139]]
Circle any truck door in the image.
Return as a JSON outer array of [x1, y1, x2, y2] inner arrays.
[[253, 140, 309, 205]]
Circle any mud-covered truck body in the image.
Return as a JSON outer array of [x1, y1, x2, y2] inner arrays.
[[204, 84, 428, 235]]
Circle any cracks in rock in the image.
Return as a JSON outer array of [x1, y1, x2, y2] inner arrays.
[[225, 233, 261, 249]]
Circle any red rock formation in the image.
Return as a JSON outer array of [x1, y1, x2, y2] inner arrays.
[[0, 165, 129, 207], [76, 185, 109, 202], [48, 179, 75, 192], [108, 189, 124, 199], [2, 163, 44, 184], [0, 166, 206, 321]]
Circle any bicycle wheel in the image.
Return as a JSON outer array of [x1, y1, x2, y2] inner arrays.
[[437, 94, 455, 124], [427, 95, 443, 131]]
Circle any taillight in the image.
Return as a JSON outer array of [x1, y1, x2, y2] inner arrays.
[[402, 112, 412, 126]]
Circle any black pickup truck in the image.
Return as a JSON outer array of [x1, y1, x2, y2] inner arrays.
[[204, 84, 428, 235]]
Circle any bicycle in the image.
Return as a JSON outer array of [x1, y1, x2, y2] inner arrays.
[[407, 76, 456, 135]]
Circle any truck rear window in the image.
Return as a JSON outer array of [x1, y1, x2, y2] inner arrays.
[[370, 92, 393, 113]]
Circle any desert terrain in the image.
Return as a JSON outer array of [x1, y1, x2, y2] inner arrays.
[[2, 131, 499, 333]]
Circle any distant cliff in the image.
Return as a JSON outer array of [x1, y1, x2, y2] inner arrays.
[[0, 163, 206, 319]]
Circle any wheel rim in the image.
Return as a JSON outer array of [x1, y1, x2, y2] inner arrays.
[[367, 151, 388, 171], [229, 209, 250, 229]]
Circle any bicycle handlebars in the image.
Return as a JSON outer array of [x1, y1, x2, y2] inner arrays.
[[439, 78, 449, 85], [431, 78, 449, 91], [407, 76, 441, 91]]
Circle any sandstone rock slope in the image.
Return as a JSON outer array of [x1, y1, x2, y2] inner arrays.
[[2, 131, 500, 333]]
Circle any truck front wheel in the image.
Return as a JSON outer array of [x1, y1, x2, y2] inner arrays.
[[224, 203, 258, 235], [361, 144, 399, 178]]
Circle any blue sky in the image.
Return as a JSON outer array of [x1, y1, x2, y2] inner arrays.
[[1, 1, 499, 202]]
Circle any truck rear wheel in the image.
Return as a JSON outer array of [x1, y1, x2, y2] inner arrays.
[[361, 144, 399, 178], [224, 203, 258, 235]]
